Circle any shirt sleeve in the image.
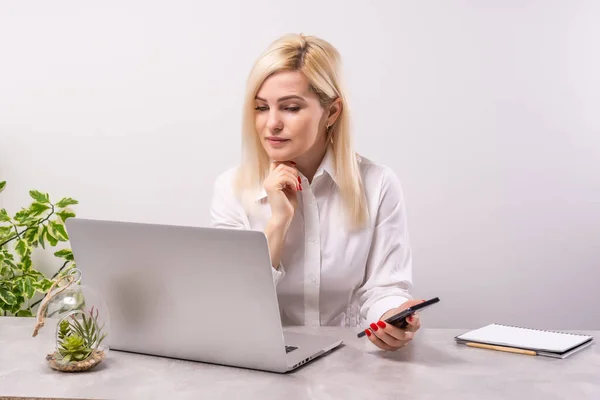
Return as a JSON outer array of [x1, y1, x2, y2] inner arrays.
[[356, 166, 413, 325], [210, 169, 251, 230], [210, 169, 285, 285]]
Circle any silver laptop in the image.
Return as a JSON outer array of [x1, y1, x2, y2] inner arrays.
[[65, 218, 342, 373]]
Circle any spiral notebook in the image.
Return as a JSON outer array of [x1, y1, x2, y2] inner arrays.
[[455, 323, 594, 358]]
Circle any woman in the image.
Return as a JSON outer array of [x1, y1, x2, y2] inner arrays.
[[210, 33, 422, 351]]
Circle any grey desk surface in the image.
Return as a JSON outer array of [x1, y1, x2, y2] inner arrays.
[[1, 318, 599, 400]]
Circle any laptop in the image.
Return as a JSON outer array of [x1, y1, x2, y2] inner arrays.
[[64, 218, 342, 373]]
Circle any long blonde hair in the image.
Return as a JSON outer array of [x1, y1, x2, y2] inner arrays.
[[236, 33, 368, 229]]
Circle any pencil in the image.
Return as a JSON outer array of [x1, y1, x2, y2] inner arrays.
[[465, 342, 537, 356]]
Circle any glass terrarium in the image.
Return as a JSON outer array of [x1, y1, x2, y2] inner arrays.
[[32, 269, 111, 372]]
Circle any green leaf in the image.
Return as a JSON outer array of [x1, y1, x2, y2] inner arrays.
[[0, 286, 17, 305], [9, 301, 23, 315], [0, 226, 12, 241], [56, 197, 78, 208], [19, 278, 28, 296], [38, 225, 46, 249], [29, 190, 50, 204], [97, 332, 108, 347], [46, 228, 58, 246], [30, 202, 50, 215], [15, 239, 29, 258], [54, 249, 75, 261], [24, 277, 35, 299], [26, 269, 44, 280], [36, 278, 53, 293], [0, 208, 10, 223], [57, 210, 76, 222], [16, 309, 33, 317], [3, 258, 17, 272], [0, 181, 5, 193], [21, 255, 32, 272], [14, 209, 32, 223], [50, 221, 69, 241], [23, 226, 39, 244]]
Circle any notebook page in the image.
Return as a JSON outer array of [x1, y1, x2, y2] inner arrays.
[[456, 324, 593, 353]]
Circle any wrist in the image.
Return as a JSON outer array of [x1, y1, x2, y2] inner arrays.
[[268, 215, 292, 230]]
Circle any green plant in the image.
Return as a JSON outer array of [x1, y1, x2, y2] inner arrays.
[[0, 180, 78, 316], [58, 334, 92, 363], [57, 307, 107, 363]]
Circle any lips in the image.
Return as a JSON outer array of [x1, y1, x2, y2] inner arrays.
[[266, 137, 290, 147]]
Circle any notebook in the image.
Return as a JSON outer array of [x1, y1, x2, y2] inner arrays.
[[455, 323, 594, 359]]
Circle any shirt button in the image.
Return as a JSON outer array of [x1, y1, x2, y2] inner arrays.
[[309, 236, 315, 242], [308, 275, 316, 283]]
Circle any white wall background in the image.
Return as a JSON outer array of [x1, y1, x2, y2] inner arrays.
[[1, 0, 598, 329]]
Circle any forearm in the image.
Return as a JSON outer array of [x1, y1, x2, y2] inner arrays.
[[264, 217, 290, 269]]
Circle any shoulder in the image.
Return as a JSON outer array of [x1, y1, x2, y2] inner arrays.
[[212, 166, 242, 200], [357, 154, 404, 199]]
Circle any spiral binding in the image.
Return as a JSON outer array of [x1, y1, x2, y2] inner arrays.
[[494, 323, 590, 338]]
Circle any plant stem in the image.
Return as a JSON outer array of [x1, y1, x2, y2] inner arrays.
[[0, 205, 55, 247], [12, 223, 22, 240], [30, 298, 42, 311], [52, 260, 71, 280]]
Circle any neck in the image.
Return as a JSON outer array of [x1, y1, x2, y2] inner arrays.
[[294, 140, 329, 183]]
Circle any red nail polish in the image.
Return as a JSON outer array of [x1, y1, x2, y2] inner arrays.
[[365, 329, 372, 337], [298, 177, 301, 184], [299, 184, 303, 191], [407, 316, 413, 322], [377, 321, 386, 329], [370, 323, 378, 331]]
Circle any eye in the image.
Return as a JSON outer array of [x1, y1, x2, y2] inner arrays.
[[284, 106, 300, 112], [254, 106, 268, 112]]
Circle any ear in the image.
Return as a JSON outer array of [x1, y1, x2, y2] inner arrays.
[[326, 98, 342, 126]]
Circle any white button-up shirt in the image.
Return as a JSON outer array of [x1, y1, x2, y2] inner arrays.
[[210, 147, 413, 327]]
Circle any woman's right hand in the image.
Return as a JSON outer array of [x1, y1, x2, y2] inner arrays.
[[263, 161, 301, 226]]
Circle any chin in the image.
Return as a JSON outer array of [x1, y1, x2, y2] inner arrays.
[[264, 148, 298, 162]]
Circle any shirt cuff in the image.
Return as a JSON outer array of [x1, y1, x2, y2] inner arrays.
[[271, 263, 285, 286], [366, 296, 411, 325]]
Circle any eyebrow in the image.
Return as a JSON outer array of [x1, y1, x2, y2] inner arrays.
[[255, 95, 306, 102]]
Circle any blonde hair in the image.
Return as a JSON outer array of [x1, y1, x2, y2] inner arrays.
[[236, 33, 368, 229]]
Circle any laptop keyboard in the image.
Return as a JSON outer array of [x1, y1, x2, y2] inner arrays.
[[285, 346, 298, 354]]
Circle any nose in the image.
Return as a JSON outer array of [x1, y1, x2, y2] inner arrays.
[[266, 110, 283, 133]]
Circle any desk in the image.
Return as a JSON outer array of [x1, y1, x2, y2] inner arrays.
[[1, 318, 599, 399]]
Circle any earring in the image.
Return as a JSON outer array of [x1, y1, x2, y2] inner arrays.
[[326, 124, 334, 144]]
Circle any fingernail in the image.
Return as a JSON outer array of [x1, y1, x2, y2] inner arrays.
[[370, 323, 379, 331], [365, 329, 372, 337], [407, 316, 414, 322], [377, 321, 386, 329], [299, 184, 303, 191], [297, 176, 301, 183]]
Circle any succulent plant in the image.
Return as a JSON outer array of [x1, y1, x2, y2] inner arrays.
[[58, 334, 92, 362], [56, 306, 107, 363]]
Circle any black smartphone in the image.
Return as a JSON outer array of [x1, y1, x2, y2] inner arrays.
[[357, 297, 440, 338]]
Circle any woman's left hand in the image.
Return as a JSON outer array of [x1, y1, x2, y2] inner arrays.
[[364, 299, 424, 351]]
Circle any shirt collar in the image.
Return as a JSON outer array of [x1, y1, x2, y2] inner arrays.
[[255, 145, 339, 201]]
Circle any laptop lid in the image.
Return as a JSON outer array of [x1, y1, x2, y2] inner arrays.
[[65, 218, 289, 372]]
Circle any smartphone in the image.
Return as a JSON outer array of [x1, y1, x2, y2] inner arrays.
[[357, 297, 440, 338]]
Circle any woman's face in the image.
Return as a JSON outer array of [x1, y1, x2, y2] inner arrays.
[[254, 70, 330, 162]]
